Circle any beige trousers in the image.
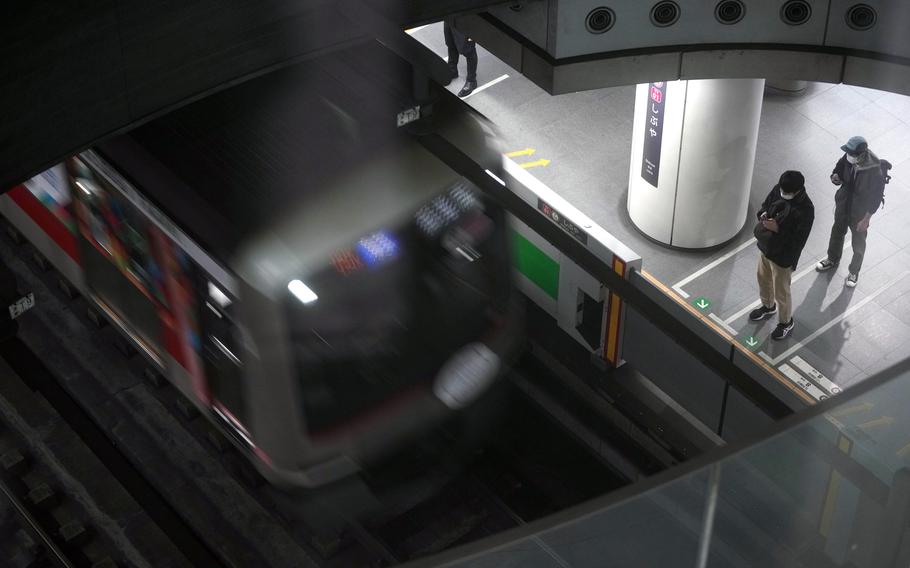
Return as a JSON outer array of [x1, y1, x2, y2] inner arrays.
[[757, 254, 793, 323]]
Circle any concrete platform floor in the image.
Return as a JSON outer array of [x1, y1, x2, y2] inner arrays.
[[411, 23, 910, 391]]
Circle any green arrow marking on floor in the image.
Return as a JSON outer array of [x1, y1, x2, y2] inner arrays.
[[693, 297, 711, 311], [742, 336, 760, 350]]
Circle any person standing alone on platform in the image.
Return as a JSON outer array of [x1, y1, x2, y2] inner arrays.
[[815, 136, 887, 288], [443, 17, 478, 98], [750, 171, 815, 340]]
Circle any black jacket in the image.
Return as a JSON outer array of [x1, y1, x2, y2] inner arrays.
[[832, 151, 886, 223], [756, 185, 814, 269]]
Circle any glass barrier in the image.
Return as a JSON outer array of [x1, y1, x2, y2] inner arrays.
[[406, 358, 910, 568]]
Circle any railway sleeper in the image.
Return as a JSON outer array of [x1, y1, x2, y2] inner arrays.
[[5, 223, 24, 244], [29, 248, 49, 272], [56, 276, 79, 300], [205, 424, 231, 453], [174, 396, 200, 421], [1, 448, 28, 477], [222, 452, 264, 488], [142, 367, 166, 389], [27, 482, 59, 510], [85, 307, 107, 329], [58, 520, 91, 548], [307, 531, 343, 558], [111, 335, 136, 358]]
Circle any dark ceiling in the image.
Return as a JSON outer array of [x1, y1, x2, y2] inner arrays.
[[0, 0, 505, 190]]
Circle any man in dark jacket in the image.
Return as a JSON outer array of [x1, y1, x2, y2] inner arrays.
[[443, 17, 478, 98], [750, 170, 815, 340], [815, 135, 886, 288]]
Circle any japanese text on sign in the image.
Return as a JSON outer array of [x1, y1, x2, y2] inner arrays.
[[641, 82, 666, 188], [537, 199, 588, 245]]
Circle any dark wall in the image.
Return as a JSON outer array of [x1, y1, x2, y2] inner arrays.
[[0, 0, 505, 190]]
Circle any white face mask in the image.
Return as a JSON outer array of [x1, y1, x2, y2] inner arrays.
[[846, 154, 859, 164], [780, 191, 796, 200]]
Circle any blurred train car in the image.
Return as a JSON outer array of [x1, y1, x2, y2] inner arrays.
[[0, 41, 522, 487]]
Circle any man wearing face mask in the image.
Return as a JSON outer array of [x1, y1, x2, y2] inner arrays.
[[815, 136, 886, 288], [750, 170, 815, 340]]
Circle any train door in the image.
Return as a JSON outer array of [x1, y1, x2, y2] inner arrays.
[[68, 157, 166, 360], [199, 281, 251, 442]]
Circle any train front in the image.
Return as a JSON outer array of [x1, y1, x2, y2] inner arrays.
[[235, 129, 522, 488]]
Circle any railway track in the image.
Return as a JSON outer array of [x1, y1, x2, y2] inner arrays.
[[0, 338, 224, 568], [0, 468, 75, 568], [323, 375, 628, 565]]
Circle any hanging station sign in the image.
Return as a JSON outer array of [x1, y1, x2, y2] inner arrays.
[[640, 82, 666, 188]]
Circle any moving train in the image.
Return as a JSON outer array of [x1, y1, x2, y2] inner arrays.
[[0, 42, 522, 487]]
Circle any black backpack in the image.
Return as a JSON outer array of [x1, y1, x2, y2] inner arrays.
[[881, 159, 893, 207], [754, 198, 791, 247]]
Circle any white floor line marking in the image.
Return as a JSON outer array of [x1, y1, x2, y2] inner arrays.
[[791, 355, 842, 395], [759, 270, 910, 366], [723, 243, 852, 325], [778, 363, 829, 401], [463, 74, 509, 99], [708, 313, 737, 335], [405, 24, 429, 35], [671, 238, 757, 298]]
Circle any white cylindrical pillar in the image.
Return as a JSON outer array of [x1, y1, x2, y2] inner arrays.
[[627, 78, 765, 249]]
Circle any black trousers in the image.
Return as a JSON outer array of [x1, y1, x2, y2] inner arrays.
[[826, 193, 867, 275], [444, 22, 477, 82]]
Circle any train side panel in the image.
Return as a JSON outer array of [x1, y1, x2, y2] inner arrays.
[[2, 162, 239, 429], [0, 165, 83, 290]]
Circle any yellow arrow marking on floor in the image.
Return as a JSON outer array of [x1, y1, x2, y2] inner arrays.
[[858, 416, 894, 432], [896, 442, 910, 458], [830, 401, 873, 418], [520, 158, 551, 169], [506, 148, 536, 158]]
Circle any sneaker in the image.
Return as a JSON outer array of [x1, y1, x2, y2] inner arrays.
[[846, 273, 858, 288], [771, 319, 795, 340], [458, 80, 477, 98], [816, 258, 838, 272], [749, 304, 777, 321]]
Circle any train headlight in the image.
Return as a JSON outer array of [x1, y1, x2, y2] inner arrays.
[[433, 343, 500, 409], [288, 279, 318, 304]]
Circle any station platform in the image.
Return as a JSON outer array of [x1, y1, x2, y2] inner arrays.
[[409, 22, 910, 393]]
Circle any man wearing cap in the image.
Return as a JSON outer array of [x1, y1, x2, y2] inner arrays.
[[815, 135, 886, 287], [750, 171, 815, 340]]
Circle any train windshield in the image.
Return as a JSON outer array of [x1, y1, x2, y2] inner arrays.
[[284, 181, 511, 433]]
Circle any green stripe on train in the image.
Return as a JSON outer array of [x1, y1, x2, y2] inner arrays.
[[511, 230, 559, 299]]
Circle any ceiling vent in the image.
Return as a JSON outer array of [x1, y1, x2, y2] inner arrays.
[[585, 7, 616, 34], [715, 0, 746, 25], [780, 0, 812, 26], [650, 1, 681, 27], [846, 4, 877, 30]]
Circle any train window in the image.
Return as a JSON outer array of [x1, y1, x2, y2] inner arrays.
[[88, 202, 114, 256], [69, 159, 167, 356], [286, 181, 512, 433], [207, 282, 232, 308], [117, 207, 153, 289], [73, 178, 114, 256]]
